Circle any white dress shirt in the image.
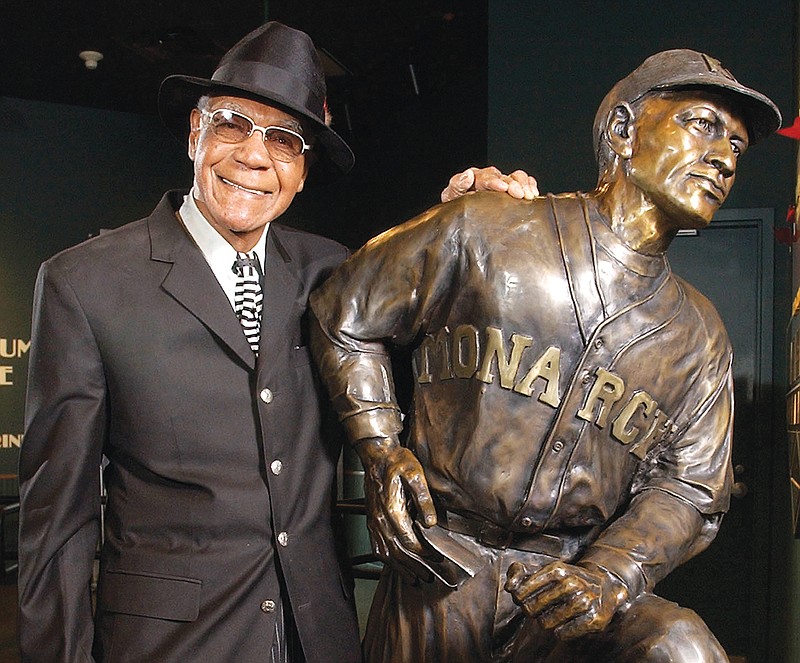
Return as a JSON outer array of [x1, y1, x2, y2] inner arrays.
[[178, 188, 269, 310]]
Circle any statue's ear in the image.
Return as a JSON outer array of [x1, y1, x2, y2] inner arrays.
[[607, 103, 635, 159]]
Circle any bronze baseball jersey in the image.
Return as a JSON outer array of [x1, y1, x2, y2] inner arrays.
[[311, 191, 733, 661]]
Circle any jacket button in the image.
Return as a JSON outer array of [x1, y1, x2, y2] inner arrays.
[[277, 531, 289, 547], [260, 388, 274, 404], [271, 460, 283, 475], [520, 516, 533, 528], [261, 599, 276, 613], [552, 439, 564, 452]]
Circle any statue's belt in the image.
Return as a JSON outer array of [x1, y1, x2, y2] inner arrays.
[[435, 510, 596, 559], [398, 512, 598, 589]]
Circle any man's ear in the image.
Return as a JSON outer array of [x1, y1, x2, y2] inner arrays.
[[187, 108, 202, 161], [607, 103, 636, 160]]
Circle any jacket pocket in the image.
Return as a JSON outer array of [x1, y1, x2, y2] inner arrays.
[[99, 569, 201, 622]]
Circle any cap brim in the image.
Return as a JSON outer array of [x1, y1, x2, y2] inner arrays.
[[651, 80, 782, 145], [158, 74, 355, 177]]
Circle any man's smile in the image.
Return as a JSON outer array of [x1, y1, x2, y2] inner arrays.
[[220, 176, 272, 196]]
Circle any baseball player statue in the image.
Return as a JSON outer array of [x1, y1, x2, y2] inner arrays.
[[309, 50, 781, 662]]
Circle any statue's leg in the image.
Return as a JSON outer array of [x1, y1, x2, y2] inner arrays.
[[612, 593, 727, 662], [542, 593, 728, 663], [362, 558, 500, 663], [362, 534, 560, 663]]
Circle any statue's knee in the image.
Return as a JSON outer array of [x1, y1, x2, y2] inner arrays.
[[624, 598, 727, 663]]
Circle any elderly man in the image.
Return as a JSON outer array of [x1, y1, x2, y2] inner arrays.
[[310, 49, 781, 662], [17, 21, 534, 663]]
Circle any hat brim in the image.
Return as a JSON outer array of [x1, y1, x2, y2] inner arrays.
[[651, 80, 782, 145], [158, 74, 355, 177]]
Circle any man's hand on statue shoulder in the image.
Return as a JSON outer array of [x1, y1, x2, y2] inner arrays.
[[505, 559, 630, 640], [441, 166, 539, 203], [355, 436, 438, 582]]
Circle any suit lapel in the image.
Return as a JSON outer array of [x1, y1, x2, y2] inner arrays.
[[148, 192, 256, 369], [258, 225, 301, 363]]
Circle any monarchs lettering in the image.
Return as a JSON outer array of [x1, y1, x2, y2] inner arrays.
[[414, 325, 677, 458]]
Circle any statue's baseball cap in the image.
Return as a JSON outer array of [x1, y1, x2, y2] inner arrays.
[[593, 49, 781, 159]]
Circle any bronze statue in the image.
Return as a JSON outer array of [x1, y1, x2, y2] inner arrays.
[[310, 50, 781, 662]]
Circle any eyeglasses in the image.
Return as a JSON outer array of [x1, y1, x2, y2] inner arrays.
[[200, 108, 312, 162]]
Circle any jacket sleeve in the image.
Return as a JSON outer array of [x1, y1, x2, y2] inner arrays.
[[18, 260, 106, 662], [310, 202, 465, 443]]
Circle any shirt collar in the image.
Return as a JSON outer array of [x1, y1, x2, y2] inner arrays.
[[179, 187, 269, 268]]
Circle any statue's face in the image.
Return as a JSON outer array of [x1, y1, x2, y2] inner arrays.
[[627, 91, 749, 229]]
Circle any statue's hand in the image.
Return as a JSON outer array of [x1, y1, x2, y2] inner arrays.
[[441, 166, 539, 202], [505, 560, 629, 640], [355, 437, 437, 580]]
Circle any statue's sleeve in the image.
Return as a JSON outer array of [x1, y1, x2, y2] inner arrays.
[[310, 202, 464, 442], [580, 363, 734, 597]]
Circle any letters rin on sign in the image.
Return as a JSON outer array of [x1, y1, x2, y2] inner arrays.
[[414, 325, 677, 459], [0, 434, 22, 449]]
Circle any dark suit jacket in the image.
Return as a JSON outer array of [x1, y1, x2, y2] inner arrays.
[[18, 191, 362, 662]]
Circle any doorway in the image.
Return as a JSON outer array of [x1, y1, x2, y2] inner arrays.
[[658, 208, 775, 661]]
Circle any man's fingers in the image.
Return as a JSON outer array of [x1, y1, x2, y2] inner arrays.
[[507, 169, 539, 199], [506, 179, 525, 199], [441, 168, 476, 202], [441, 166, 539, 202]]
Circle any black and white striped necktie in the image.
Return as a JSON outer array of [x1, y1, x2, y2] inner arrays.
[[232, 251, 263, 354]]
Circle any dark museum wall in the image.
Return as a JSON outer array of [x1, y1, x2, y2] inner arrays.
[[0, 102, 191, 495], [487, 1, 798, 661]]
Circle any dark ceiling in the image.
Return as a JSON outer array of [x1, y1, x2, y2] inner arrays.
[[1, 1, 487, 249], [1, 0, 484, 119]]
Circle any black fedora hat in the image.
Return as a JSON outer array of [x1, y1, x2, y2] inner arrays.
[[158, 21, 354, 176]]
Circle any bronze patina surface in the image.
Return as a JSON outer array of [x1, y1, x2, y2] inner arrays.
[[311, 49, 780, 662]]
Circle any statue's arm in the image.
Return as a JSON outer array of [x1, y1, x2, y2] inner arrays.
[[507, 361, 733, 640], [310, 204, 465, 575]]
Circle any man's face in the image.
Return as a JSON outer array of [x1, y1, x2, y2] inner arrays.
[[188, 95, 309, 249], [627, 91, 749, 229]]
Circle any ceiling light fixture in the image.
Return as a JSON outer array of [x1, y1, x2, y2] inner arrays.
[[79, 50, 104, 70]]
